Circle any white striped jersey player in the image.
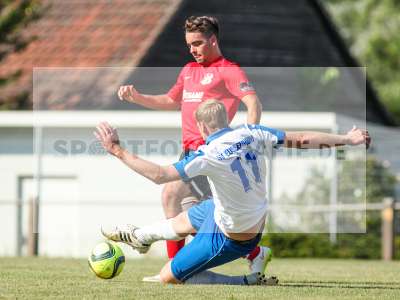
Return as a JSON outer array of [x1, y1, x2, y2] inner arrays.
[[173, 124, 285, 233]]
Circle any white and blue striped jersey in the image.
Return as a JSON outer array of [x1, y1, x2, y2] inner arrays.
[[173, 124, 285, 233]]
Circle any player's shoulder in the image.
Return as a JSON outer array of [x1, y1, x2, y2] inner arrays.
[[178, 62, 200, 77], [187, 146, 208, 160], [234, 124, 283, 137], [183, 62, 200, 69], [218, 57, 241, 67], [241, 124, 286, 145], [247, 124, 274, 132], [215, 57, 244, 77]]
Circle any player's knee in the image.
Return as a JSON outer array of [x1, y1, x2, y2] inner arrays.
[[160, 262, 181, 284], [161, 184, 180, 205], [159, 273, 177, 284], [181, 196, 200, 211], [172, 211, 195, 235]]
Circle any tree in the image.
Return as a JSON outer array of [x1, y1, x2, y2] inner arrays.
[[325, 0, 400, 124], [0, 0, 44, 109]]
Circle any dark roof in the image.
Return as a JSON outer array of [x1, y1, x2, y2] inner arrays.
[[130, 0, 395, 126]]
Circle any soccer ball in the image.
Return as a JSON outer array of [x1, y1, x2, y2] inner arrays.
[[88, 241, 125, 279]]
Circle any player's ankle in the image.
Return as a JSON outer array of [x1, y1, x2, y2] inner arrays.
[[246, 246, 261, 261]]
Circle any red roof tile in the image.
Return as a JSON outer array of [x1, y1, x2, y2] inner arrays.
[[0, 0, 181, 109]]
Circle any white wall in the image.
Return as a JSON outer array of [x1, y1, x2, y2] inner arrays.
[[0, 111, 342, 257], [0, 126, 181, 257]]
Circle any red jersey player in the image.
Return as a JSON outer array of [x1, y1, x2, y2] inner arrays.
[[118, 16, 270, 280]]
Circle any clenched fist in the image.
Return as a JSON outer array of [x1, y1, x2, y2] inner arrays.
[[118, 85, 140, 103], [345, 126, 371, 148]]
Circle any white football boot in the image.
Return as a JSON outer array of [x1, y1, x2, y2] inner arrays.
[[101, 224, 150, 254], [245, 272, 279, 286], [248, 246, 273, 274]]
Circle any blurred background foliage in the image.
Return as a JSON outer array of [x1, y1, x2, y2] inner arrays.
[[0, 0, 45, 109], [262, 157, 398, 259], [325, 0, 400, 124]]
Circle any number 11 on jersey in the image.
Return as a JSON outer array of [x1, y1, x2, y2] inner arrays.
[[230, 151, 261, 192]]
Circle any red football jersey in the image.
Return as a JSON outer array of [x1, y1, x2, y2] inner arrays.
[[168, 56, 256, 151]]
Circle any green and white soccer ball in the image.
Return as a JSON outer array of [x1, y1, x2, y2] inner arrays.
[[88, 241, 125, 279]]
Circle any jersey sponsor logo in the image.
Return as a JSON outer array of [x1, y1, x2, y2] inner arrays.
[[216, 135, 255, 160], [183, 89, 203, 102], [200, 73, 214, 85], [239, 81, 255, 92]]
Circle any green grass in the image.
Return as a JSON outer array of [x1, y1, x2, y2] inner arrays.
[[1, 257, 400, 299]]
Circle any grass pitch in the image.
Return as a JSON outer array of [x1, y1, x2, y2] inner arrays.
[[1, 257, 399, 299]]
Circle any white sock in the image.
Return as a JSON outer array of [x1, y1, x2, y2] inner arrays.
[[184, 270, 247, 285], [134, 219, 184, 245]]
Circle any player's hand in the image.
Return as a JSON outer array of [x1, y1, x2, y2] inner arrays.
[[94, 122, 122, 156], [118, 85, 140, 103], [345, 125, 371, 149]]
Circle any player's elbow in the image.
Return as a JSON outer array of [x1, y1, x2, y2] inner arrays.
[[298, 134, 310, 147], [152, 168, 169, 185], [152, 175, 164, 185], [153, 177, 166, 185], [248, 97, 262, 113]]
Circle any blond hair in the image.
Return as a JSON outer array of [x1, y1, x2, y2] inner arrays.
[[195, 99, 228, 129]]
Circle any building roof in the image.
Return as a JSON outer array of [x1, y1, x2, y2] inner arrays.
[[135, 0, 396, 126], [0, 0, 181, 109], [1, 0, 396, 127]]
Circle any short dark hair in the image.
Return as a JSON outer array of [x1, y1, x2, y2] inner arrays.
[[184, 16, 219, 39]]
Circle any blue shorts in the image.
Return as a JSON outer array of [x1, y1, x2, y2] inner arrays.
[[170, 199, 261, 282]]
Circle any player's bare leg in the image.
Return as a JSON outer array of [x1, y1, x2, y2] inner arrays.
[[158, 182, 271, 281], [142, 183, 193, 283], [159, 261, 182, 284], [161, 180, 270, 275], [162, 180, 192, 218], [161, 180, 192, 258], [154, 224, 278, 285], [102, 211, 195, 251], [141, 211, 196, 283]]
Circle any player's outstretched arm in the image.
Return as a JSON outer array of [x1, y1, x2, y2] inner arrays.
[[241, 94, 262, 124], [118, 85, 180, 110], [94, 122, 181, 184], [284, 126, 371, 149]]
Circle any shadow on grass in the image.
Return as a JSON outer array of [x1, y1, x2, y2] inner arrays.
[[280, 281, 400, 290]]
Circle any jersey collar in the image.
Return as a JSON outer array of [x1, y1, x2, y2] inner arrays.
[[205, 127, 233, 145], [201, 55, 223, 67]]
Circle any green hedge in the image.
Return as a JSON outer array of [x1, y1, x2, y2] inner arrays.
[[261, 211, 400, 259], [261, 157, 398, 259]]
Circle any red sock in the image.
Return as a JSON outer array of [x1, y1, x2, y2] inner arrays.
[[166, 240, 185, 259], [246, 246, 261, 261]]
